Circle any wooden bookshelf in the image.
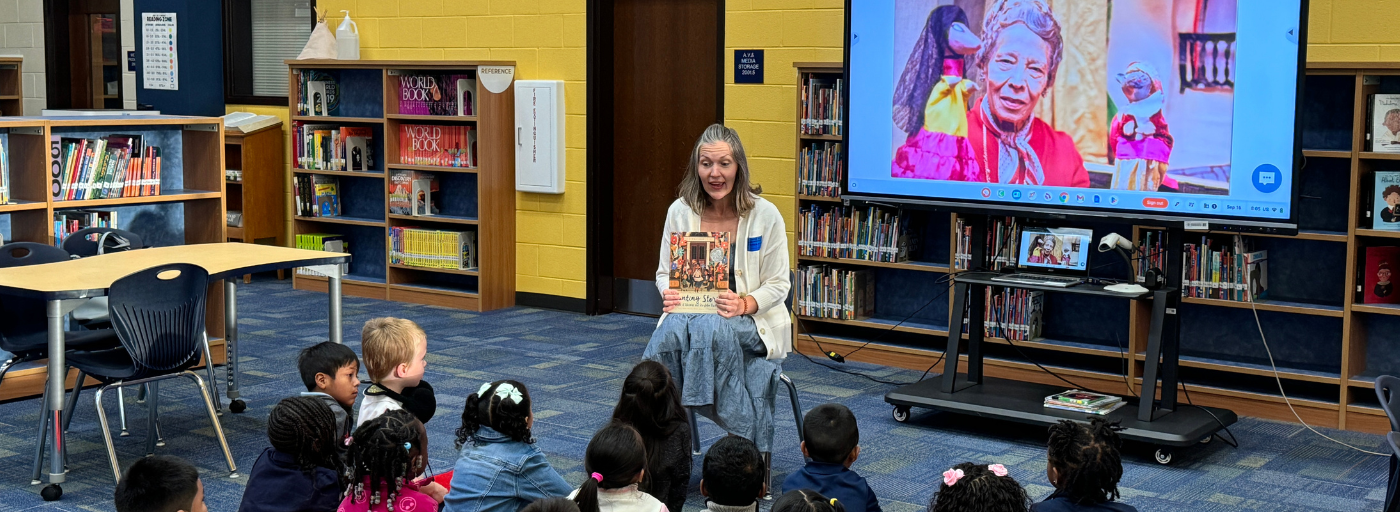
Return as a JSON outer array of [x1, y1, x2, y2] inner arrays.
[[225, 122, 286, 283], [788, 62, 1400, 434], [0, 57, 20, 116], [286, 60, 515, 312], [0, 115, 229, 400]]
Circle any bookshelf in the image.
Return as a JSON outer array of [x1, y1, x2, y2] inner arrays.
[[789, 62, 1400, 434], [0, 57, 20, 116], [285, 60, 516, 311], [225, 122, 285, 282], [0, 115, 228, 400]]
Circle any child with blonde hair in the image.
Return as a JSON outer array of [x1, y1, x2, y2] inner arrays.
[[358, 317, 436, 426]]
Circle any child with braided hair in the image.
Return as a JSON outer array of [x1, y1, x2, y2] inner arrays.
[[1032, 419, 1136, 511], [445, 380, 572, 512], [928, 462, 1029, 512], [569, 421, 666, 512], [771, 489, 845, 512], [238, 396, 345, 512], [339, 409, 448, 512]]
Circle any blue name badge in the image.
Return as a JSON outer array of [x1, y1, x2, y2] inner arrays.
[[747, 236, 762, 252]]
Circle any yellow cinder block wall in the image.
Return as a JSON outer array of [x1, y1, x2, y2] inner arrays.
[[230, 0, 588, 299]]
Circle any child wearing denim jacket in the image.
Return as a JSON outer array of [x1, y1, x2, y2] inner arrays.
[[444, 380, 572, 512]]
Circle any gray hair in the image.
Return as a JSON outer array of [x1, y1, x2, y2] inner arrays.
[[678, 123, 763, 216], [977, 0, 1065, 93]]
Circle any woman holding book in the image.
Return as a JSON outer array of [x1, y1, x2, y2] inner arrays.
[[643, 123, 791, 462]]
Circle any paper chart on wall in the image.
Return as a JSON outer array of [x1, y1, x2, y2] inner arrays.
[[142, 13, 178, 91]]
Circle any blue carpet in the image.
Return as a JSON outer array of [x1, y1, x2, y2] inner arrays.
[[0, 276, 1389, 511]]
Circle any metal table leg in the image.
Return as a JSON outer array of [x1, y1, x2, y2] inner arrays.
[[44, 300, 65, 486], [328, 265, 343, 344], [225, 280, 244, 412]]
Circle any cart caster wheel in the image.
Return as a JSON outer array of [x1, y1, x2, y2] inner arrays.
[[229, 400, 246, 414], [40, 484, 62, 501], [1154, 448, 1173, 465], [1199, 435, 1213, 444], [892, 406, 911, 423]]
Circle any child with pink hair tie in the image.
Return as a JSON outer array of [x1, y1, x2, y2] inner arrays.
[[929, 462, 1029, 512]]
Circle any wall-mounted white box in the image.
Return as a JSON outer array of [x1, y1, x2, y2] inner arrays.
[[515, 80, 565, 194]]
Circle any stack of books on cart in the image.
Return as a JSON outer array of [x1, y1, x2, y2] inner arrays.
[[1044, 390, 1125, 416]]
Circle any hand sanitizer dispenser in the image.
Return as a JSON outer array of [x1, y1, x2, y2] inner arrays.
[[336, 11, 359, 60]]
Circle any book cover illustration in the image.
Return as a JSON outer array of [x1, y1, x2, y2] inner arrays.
[[397, 73, 474, 116], [389, 170, 438, 215], [1365, 246, 1400, 304], [1372, 94, 1400, 153], [667, 231, 732, 314], [1375, 171, 1400, 231]]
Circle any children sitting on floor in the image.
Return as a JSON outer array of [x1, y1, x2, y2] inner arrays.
[[570, 421, 667, 512], [445, 380, 572, 512], [771, 489, 845, 512], [298, 341, 361, 439], [237, 396, 345, 512], [783, 403, 881, 512], [524, 497, 584, 512], [700, 435, 767, 512], [611, 360, 692, 512], [928, 462, 1029, 512], [358, 317, 436, 426], [1033, 419, 1137, 512], [339, 409, 448, 512], [114, 455, 208, 512]]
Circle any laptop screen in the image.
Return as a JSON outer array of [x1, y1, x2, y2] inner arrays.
[[1017, 227, 1093, 272]]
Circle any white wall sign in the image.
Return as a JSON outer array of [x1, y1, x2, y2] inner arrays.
[[479, 66, 515, 94], [142, 13, 178, 91]]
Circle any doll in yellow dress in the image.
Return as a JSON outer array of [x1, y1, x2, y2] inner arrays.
[[892, 5, 982, 181]]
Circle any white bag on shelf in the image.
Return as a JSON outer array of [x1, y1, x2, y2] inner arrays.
[[297, 8, 338, 60]]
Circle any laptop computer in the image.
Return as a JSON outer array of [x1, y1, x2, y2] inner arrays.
[[990, 227, 1094, 287]]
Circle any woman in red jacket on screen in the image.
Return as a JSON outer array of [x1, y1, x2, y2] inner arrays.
[[967, 0, 1088, 188]]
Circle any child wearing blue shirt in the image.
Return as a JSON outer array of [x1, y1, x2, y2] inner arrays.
[[1031, 419, 1138, 512], [444, 380, 572, 512], [237, 396, 345, 512], [782, 404, 881, 512]]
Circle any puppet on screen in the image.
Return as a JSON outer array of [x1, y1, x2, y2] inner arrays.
[[891, 5, 982, 181], [1109, 61, 1176, 191]]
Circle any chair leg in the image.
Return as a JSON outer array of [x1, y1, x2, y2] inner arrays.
[[29, 384, 51, 485], [62, 371, 85, 433], [94, 385, 123, 482], [117, 386, 129, 437], [781, 373, 804, 446], [688, 408, 701, 455], [761, 452, 773, 500], [145, 381, 162, 455], [185, 372, 238, 478], [0, 357, 18, 383], [201, 330, 222, 415]]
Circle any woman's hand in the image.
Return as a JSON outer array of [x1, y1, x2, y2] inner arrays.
[[662, 289, 682, 313], [421, 481, 448, 503], [715, 290, 742, 318]]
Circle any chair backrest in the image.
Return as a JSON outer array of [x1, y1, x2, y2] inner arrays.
[[107, 263, 209, 379], [0, 243, 73, 354], [1376, 375, 1400, 432], [0, 242, 70, 268], [62, 228, 143, 258], [1390, 431, 1400, 457], [786, 270, 795, 312]]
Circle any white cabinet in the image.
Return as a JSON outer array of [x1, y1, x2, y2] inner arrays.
[[514, 80, 565, 194]]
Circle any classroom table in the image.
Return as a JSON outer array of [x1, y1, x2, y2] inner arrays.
[[0, 243, 351, 491]]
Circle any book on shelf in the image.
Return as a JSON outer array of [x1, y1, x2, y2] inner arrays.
[[296, 70, 340, 117], [667, 231, 731, 313], [1364, 246, 1400, 305], [295, 123, 374, 172], [389, 170, 439, 215], [796, 264, 875, 320], [399, 124, 476, 168], [1369, 94, 1400, 153], [53, 209, 118, 245], [295, 233, 350, 276], [1135, 229, 1170, 282], [1373, 171, 1400, 231], [51, 134, 162, 201], [0, 133, 8, 204], [1182, 235, 1267, 301], [222, 112, 280, 134], [396, 73, 476, 116], [227, 210, 243, 228], [800, 73, 843, 136], [390, 226, 477, 270], [799, 141, 842, 198], [293, 174, 342, 217], [798, 204, 917, 263], [962, 287, 1044, 341], [953, 216, 1022, 270]]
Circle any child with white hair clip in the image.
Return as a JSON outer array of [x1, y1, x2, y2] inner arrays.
[[443, 380, 572, 512]]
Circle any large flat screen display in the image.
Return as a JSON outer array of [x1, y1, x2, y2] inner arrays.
[[844, 0, 1305, 228]]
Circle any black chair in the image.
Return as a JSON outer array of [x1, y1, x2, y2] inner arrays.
[[1378, 376, 1400, 512], [0, 243, 123, 484], [685, 270, 805, 498], [64, 263, 236, 481], [60, 227, 143, 258]]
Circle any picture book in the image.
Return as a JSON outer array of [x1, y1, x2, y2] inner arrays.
[[397, 73, 475, 116], [1365, 246, 1400, 304], [389, 170, 438, 215], [1376, 171, 1400, 230], [1371, 94, 1400, 153], [667, 231, 732, 314], [313, 175, 341, 217]]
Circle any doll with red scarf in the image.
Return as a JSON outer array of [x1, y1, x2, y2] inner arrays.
[[1108, 61, 1175, 191]]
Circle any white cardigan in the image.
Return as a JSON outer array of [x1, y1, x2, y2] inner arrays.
[[654, 196, 792, 360]]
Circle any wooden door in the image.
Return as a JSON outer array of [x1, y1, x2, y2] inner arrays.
[[589, 0, 723, 315]]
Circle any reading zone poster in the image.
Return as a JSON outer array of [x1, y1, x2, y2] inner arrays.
[[668, 232, 732, 314]]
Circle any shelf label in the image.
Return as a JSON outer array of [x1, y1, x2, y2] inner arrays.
[[1184, 221, 1209, 231], [479, 66, 515, 94], [735, 50, 764, 84]]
